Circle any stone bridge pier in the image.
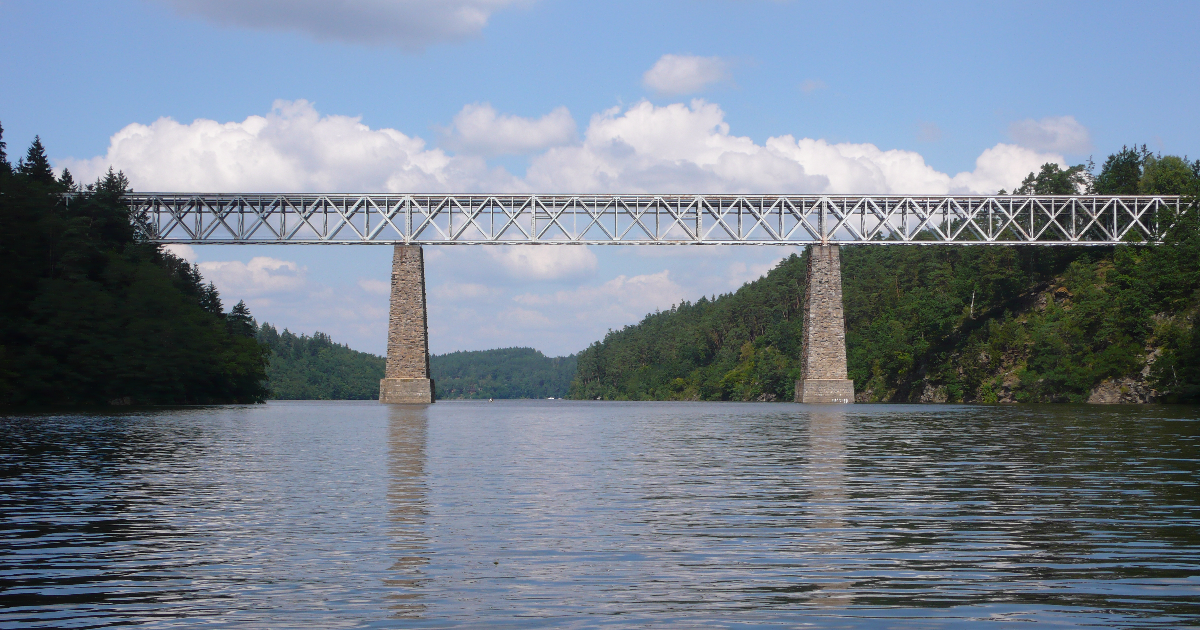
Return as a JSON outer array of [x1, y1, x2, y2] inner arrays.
[[795, 245, 855, 404], [379, 245, 434, 404]]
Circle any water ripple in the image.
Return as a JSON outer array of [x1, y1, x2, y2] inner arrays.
[[1, 401, 1197, 628]]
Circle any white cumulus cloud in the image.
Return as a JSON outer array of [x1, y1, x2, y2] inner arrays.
[[643, 54, 731, 95], [62, 99, 511, 192], [443, 103, 576, 156], [198, 256, 307, 296], [1008, 115, 1092, 154], [525, 100, 1063, 194], [64, 99, 1066, 202], [154, 0, 526, 50]]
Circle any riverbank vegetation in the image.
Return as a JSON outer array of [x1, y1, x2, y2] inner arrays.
[[569, 147, 1200, 404], [256, 325, 386, 400], [256, 325, 386, 399], [0, 128, 269, 407]]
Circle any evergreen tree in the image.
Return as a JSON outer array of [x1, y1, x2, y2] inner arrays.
[[58, 168, 75, 192], [0, 133, 269, 406], [1094, 145, 1148, 194], [1011, 163, 1091, 194], [200, 282, 223, 315], [17, 136, 55, 184], [0, 121, 9, 175], [227, 301, 256, 338]]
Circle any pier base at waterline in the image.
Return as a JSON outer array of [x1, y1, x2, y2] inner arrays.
[[795, 245, 855, 404], [379, 245, 434, 404]]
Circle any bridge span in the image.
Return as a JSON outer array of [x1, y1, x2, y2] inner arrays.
[[129, 193, 1185, 404]]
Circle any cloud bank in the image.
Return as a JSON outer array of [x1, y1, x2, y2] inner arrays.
[[155, 0, 525, 49], [65, 98, 1066, 196]]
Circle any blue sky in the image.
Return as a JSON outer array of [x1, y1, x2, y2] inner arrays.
[[3, 0, 1198, 356]]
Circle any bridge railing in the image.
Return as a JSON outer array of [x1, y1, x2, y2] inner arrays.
[[123, 194, 1184, 245]]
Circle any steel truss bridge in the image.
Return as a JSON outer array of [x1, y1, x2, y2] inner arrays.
[[126, 194, 1184, 245]]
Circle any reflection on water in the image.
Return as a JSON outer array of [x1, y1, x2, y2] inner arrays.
[[0, 401, 1197, 628], [385, 405, 429, 617], [806, 410, 853, 607]]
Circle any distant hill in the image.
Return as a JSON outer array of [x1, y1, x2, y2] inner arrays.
[[431, 347, 577, 399], [257, 324, 385, 400], [257, 327, 576, 401]]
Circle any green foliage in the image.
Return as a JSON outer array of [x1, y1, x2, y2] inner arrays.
[[569, 149, 1200, 404], [1008, 162, 1091, 195], [1140, 154, 1200, 195], [256, 324, 385, 400], [17, 136, 54, 184], [570, 254, 807, 401], [1094, 146, 1149, 194], [432, 347, 577, 399], [0, 132, 269, 407]]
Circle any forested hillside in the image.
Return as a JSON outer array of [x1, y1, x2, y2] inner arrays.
[[432, 348, 577, 399], [254, 335, 576, 400], [257, 325, 386, 399], [570, 147, 1200, 404], [0, 127, 269, 406]]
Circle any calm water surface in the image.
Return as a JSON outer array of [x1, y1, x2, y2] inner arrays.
[[1, 401, 1198, 628]]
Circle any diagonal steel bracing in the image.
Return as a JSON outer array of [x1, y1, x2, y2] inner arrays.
[[123, 194, 1185, 245]]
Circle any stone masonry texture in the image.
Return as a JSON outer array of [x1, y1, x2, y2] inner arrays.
[[796, 245, 855, 403], [380, 245, 433, 403]]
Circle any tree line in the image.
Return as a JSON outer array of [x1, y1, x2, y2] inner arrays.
[[569, 147, 1200, 403], [256, 324, 386, 400], [432, 347, 577, 399], [0, 125, 269, 407]]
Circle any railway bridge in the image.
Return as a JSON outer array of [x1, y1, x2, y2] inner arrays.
[[128, 193, 1181, 404]]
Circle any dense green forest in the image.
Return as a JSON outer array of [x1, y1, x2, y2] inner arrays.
[[253, 334, 576, 400], [570, 147, 1200, 404], [256, 324, 387, 399], [0, 126, 269, 406], [432, 347, 577, 399]]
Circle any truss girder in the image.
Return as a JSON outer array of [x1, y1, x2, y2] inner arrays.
[[125, 194, 1183, 245]]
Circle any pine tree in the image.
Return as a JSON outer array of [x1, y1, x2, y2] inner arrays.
[[58, 168, 76, 192], [227, 300, 257, 338], [200, 282, 224, 315], [17, 136, 55, 184], [1094, 145, 1148, 194], [0, 121, 9, 175], [97, 167, 130, 195]]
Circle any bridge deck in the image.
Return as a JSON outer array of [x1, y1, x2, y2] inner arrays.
[[124, 194, 1183, 245]]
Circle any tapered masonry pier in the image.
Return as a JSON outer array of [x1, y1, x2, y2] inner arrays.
[[795, 245, 855, 404], [379, 245, 434, 404]]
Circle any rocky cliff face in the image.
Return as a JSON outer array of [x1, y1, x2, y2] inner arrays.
[[1087, 350, 1161, 403], [858, 279, 1171, 405]]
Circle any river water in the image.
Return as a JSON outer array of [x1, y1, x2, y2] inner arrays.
[[1, 401, 1198, 628]]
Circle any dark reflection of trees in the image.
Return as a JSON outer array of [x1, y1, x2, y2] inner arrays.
[[384, 405, 431, 619], [0, 410, 220, 613]]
